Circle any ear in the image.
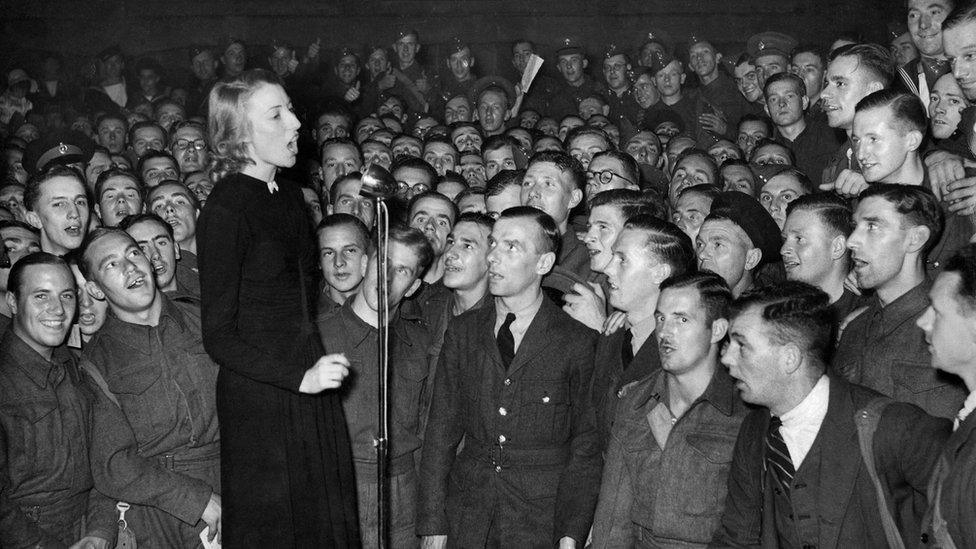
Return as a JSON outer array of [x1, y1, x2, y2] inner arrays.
[[715, 53, 723, 63], [470, 58, 476, 69], [359, 253, 369, 277], [25, 210, 42, 231], [829, 234, 847, 261], [780, 342, 802, 375], [85, 280, 106, 301], [582, 59, 589, 70], [764, 103, 772, 118], [536, 251, 556, 275], [710, 317, 729, 343], [568, 187, 583, 210], [445, 59, 452, 70], [174, 244, 181, 261], [680, 73, 686, 85], [94, 204, 103, 220], [744, 247, 762, 271], [5, 291, 16, 316], [601, 105, 610, 116], [905, 129, 923, 152], [404, 277, 422, 298], [801, 95, 810, 111], [906, 224, 931, 254], [650, 263, 671, 285], [867, 80, 884, 95]]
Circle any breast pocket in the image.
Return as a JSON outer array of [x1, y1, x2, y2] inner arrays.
[[1, 400, 60, 479], [520, 380, 571, 442], [110, 364, 177, 443], [682, 431, 737, 518], [893, 360, 964, 417]]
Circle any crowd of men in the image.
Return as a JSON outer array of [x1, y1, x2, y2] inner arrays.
[[2, 0, 976, 547]]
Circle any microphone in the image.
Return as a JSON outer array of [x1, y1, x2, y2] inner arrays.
[[360, 164, 398, 199]]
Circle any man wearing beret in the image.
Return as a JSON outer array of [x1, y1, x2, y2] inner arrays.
[[696, 191, 783, 298], [548, 39, 607, 121]]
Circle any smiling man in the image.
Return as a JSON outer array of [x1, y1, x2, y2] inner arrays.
[[897, 0, 954, 109]]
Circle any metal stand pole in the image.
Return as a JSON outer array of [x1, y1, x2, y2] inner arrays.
[[375, 198, 391, 549]]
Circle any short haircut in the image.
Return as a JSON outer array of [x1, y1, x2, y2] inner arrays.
[[564, 126, 613, 152], [315, 213, 371, 250], [589, 150, 640, 188], [526, 150, 586, 191], [454, 211, 495, 233], [943, 243, 976, 313], [146, 180, 200, 211], [137, 150, 179, 175], [731, 281, 834, 366], [168, 119, 207, 143], [785, 192, 854, 237], [0, 219, 40, 235], [329, 172, 362, 205], [763, 166, 815, 194], [854, 88, 927, 135], [943, 1, 976, 32], [497, 205, 561, 255], [763, 72, 807, 98], [678, 183, 723, 202], [485, 169, 525, 197], [407, 191, 460, 223], [128, 121, 168, 149], [96, 112, 128, 130], [791, 44, 825, 65], [76, 227, 135, 279], [589, 188, 656, 220], [24, 165, 87, 211], [675, 149, 720, 183], [750, 139, 796, 165], [391, 156, 438, 185], [482, 135, 520, 157], [454, 187, 484, 205], [827, 43, 895, 88], [316, 103, 354, 128], [858, 183, 944, 255], [319, 136, 363, 162], [94, 168, 144, 202], [622, 214, 697, 278], [738, 114, 774, 136], [118, 212, 175, 239], [382, 224, 435, 274], [659, 270, 732, 326], [6, 251, 71, 297]]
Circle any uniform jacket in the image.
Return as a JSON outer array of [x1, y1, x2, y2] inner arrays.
[[710, 377, 950, 549], [923, 404, 976, 547], [591, 328, 661, 446], [417, 295, 601, 547]]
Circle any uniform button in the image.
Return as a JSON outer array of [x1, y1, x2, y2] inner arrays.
[[498, 435, 507, 443], [542, 396, 550, 403], [504, 378, 511, 386], [498, 407, 507, 416], [616, 389, 624, 398], [495, 465, 502, 473], [921, 533, 930, 544]]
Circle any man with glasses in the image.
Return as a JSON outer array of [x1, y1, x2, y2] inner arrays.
[[169, 121, 210, 176], [585, 150, 640, 202], [392, 157, 438, 201]]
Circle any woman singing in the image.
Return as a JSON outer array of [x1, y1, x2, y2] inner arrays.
[[197, 69, 359, 547]]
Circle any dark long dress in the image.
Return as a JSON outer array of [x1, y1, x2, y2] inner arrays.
[[197, 172, 360, 547]]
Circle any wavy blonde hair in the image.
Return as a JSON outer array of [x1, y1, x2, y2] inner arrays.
[[208, 69, 284, 181]]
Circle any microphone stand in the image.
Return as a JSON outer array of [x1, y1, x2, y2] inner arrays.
[[360, 165, 397, 549]]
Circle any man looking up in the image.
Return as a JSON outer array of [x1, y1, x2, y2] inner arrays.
[[418, 207, 600, 549], [79, 229, 221, 546], [835, 184, 967, 419], [317, 225, 432, 548], [24, 166, 90, 256], [408, 191, 459, 284], [521, 151, 589, 278]]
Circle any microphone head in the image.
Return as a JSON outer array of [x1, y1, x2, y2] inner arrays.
[[360, 164, 398, 199]]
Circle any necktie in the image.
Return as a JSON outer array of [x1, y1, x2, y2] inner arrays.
[[621, 329, 634, 369], [766, 415, 795, 495], [497, 313, 516, 369]]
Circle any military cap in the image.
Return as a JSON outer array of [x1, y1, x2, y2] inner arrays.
[[23, 130, 95, 175], [747, 31, 798, 60], [557, 37, 584, 57]]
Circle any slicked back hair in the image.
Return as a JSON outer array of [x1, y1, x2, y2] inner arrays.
[[659, 270, 732, 326], [858, 183, 944, 255], [6, 251, 71, 297], [24, 165, 87, 212], [589, 188, 657, 221], [854, 88, 928, 135], [622, 214, 697, 278], [943, 243, 976, 314], [731, 280, 833, 367], [497, 205, 561, 255], [827, 43, 896, 88], [786, 192, 854, 237], [527, 151, 586, 191], [316, 213, 371, 251]]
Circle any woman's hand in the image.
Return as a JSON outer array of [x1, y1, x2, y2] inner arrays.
[[299, 353, 351, 393]]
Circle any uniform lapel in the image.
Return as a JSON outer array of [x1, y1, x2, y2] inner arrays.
[[814, 379, 860, 549], [505, 297, 556, 375], [477, 301, 505, 370]]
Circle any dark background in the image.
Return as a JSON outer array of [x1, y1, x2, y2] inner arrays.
[[0, 0, 902, 84]]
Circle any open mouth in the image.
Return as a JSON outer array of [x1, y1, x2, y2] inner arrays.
[[40, 319, 65, 329], [65, 225, 82, 236], [78, 312, 96, 325], [126, 276, 147, 290], [782, 259, 800, 270]]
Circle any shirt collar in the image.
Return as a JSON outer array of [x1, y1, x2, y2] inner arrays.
[[780, 374, 830, 426], [101, 293, 188, 348], [2, 329, 71, 389], [267, 180, 279, 194], [495, 291, 544, 323], [872, 279, 931, 333], [956, 389, 976, 429]]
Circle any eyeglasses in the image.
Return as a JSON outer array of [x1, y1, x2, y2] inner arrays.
[[586, 169, 635, 186], [174, 138, 207, 151]]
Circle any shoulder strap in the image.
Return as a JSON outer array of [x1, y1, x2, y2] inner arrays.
[[79, 360, 121, 408], [854, 396, 905, 549]]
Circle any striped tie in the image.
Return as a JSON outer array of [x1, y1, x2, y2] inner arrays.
[[766, 415, 794, 495]]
